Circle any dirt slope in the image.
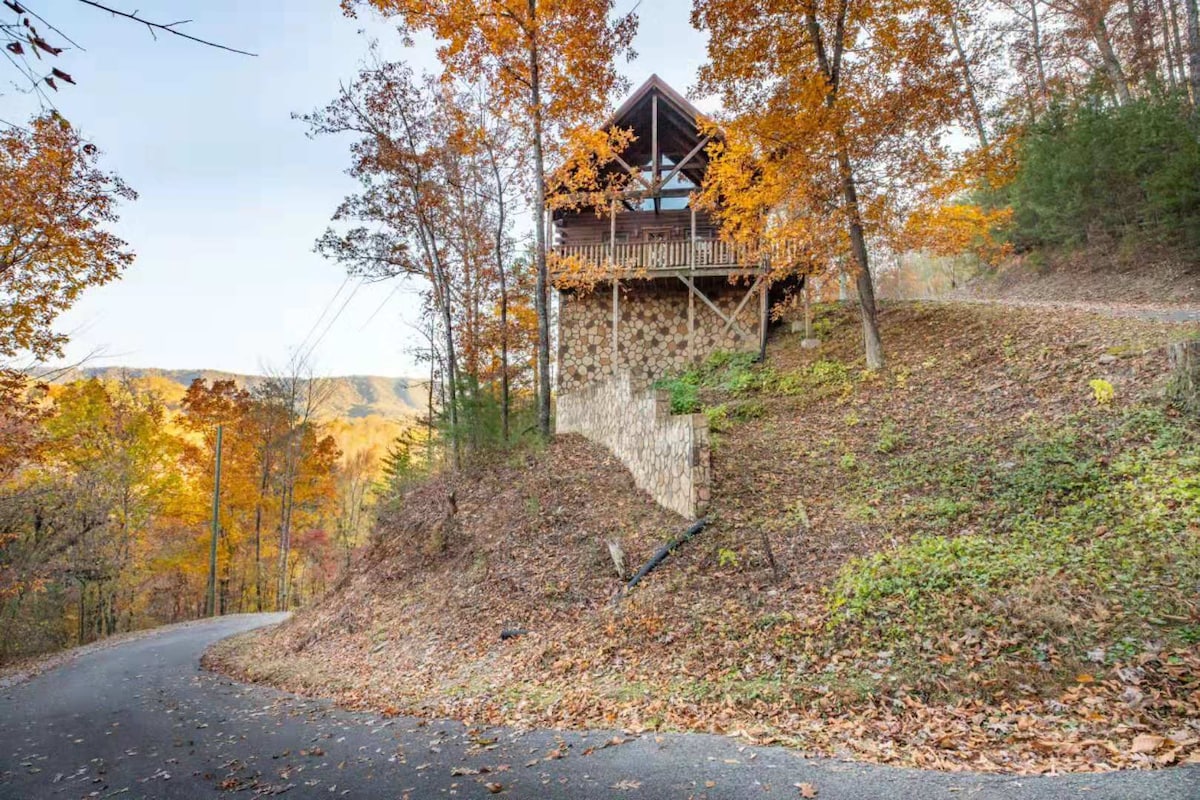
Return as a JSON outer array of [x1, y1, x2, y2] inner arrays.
[[208, 302, 1200, 775], [957, 247, 1200, 307]]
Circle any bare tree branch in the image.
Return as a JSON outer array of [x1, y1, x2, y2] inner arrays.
[[73, 0, 257, 56]]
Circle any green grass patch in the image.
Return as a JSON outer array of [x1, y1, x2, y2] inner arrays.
[[827, 406, 1200, 684], [654, 350, 855, 427]]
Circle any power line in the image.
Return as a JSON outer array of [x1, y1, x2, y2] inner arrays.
[[358, 281, 406, 331], [294, 274, 352, 357], [300, 279, 364, 364]]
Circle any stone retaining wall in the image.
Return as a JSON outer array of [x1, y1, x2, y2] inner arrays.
[[557, 279, 763, 393], [556, 371, 710, 519]]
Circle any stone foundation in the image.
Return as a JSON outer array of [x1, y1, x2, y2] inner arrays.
[[557, 278, 763, 393], [556, 371, 710, 519]]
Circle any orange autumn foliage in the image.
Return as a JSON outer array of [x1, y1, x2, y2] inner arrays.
[[344, 0, 638, 436], [903, 203, 1014, 266], [693, 0, 966, 368], [0, 114, 136, 362]]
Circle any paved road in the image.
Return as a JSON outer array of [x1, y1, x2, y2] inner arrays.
[[1, 615, 1197, 799]]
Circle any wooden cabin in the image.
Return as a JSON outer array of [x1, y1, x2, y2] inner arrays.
[[552, 75, 769, 393]]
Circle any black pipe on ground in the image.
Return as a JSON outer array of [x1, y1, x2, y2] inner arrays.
[[624, 518, 708, 593]]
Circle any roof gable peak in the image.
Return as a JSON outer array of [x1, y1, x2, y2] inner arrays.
[[608, 75, 705, 131]]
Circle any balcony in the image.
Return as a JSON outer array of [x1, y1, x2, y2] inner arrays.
[[552, 238, 764, 278]]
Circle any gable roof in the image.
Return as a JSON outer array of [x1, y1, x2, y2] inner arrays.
[[607, 74, 707, 131], [602, 75, 718, 191]]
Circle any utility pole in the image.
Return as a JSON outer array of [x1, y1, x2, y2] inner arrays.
[[205, 424, 223, 617]]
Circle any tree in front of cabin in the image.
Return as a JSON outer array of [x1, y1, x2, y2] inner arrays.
[[343, 0, 638, 438], [692, 0, 965, 369]]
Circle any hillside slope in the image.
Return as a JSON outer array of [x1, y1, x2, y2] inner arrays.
[[955, 247, 1200, 307], [207, 302, 1200, 774]]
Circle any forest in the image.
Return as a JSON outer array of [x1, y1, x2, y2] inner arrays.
[[4, 0, 1200, 664]]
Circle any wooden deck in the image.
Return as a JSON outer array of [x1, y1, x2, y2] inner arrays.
[[553, 238, 764, 278]]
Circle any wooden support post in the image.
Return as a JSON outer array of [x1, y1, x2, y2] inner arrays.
[[690, 204, 697, 267], [805, 281, 813, 338], [610, 196, 618, 372], [651, 94, 660, 215], [689, 204, 696, 362], [611, 280, 619, 370], [610, 197, 617, 260], [759, 270, 769, 361], [651, 94, 659, 187]]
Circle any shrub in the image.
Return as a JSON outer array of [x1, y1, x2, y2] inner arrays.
[[1001, 95, 1200, 249], [1089, 379, 1115, 406], [656, 373, 702, 414], [874, 421, 907, 453]]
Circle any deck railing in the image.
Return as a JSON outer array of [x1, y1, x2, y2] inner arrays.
[[553, 237, 761, 273]]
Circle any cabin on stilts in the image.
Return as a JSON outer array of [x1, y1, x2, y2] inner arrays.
[[550, 75, 774, 394]]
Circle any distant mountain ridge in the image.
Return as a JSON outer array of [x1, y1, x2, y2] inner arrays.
[[62, 367, 427, 421]]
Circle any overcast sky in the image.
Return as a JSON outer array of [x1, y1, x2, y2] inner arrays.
[[4, 0, 711, 378]]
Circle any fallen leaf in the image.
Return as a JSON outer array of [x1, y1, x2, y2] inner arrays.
[[1131, 734, 1164, 754]]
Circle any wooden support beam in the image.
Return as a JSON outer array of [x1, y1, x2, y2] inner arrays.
[[651, 94, 659, 188], [652, 95, 660, 215], [677, 275, 752, 340], [758, 273, 769, 360], [721, 276, 765, 339], [655, 135, 711, 192], [615, 187, 695, 201], [613, 154, 655, 192], [609, 196, 617, 259], [612, 280, 619, 370], [610, 195, 619, 369], [689, 205, 696, 362]]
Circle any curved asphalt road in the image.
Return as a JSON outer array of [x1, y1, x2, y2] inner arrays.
[[1, 615, 1197, 800]]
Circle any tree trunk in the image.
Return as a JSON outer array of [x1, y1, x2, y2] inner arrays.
[[1029, 0, 1050, 101], [836, 146, 884, 370], [1159, 0, 1181, 87], [277, 476, 294, 610], [528, 0, 552, 440], [1168, 339, 1200, 414], [415, 214, 460, 468], [1127, 0, 1157, 87], [437, 278, 460, 467], [488, 153, 511, 445], [1187, 0, 1200, 107], [427, 334, 436, 466], [253, 448, 270, 612], [1095, 17, 1134, 103], [1169, 0, 1190, 95], [950, 11, 989, 148]]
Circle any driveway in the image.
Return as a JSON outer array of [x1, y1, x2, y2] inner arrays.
[[1, 614, 1196, 799]]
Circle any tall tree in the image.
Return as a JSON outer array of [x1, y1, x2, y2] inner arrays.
[[694, 0, 962, 369], [307, 62, 469, 466], [345, 0, 637, 437], [1, 113, 135, 363], [0, 113, 135, 480], [1187, 0, 1200, 103]]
